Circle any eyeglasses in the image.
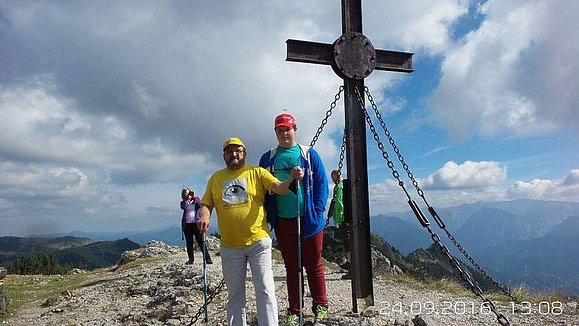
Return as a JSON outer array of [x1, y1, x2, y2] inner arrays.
[[223, 149, 244, 155]]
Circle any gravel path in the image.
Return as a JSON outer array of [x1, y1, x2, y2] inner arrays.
[[3, 242, 577, 326]]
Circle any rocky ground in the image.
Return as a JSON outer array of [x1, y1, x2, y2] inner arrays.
[[3, 239, 578, 325]]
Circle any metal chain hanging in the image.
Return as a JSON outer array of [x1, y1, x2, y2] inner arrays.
[[353, 87, 510, 326], [362, 86, 518, 303], [304, 85, 347, 228], [310, 86, 344, 147], [188, 278, 226, 325]]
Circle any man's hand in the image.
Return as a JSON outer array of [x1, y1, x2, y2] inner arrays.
[[291, 166, 304, 181], [271, 166, 305, 195], [196, 205, 212, 234]]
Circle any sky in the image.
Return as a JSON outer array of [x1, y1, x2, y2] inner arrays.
[[0, 0, 577, 236]]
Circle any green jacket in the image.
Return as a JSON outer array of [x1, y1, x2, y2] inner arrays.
[[329, 180, 344, 225]]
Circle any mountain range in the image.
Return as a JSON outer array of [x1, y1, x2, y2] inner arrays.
[[371, 199, 579, 295], [1, 237, 140, 270], [2, 199, 577, 295]]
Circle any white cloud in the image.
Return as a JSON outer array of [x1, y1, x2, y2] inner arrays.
[[507, 169, 579, 202], [127, 81, 165, 119], [0, 1, 576, 235], [421, 160, 507, 190], [429, 0, 579, 139], [562, 169, 579, 186], [365, 0, 469, 54], [369, 167, 578, 213]]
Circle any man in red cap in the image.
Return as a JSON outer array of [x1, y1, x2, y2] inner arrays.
[[259, 113, 329, 324]]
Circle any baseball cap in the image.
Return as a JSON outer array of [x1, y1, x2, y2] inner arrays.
[[274, 113, 297, 129], [223, 137, 245, 150]]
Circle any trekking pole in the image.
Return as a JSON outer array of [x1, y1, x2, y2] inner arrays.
[[201, 232, 208, 323], [295, 177, 304, 326]]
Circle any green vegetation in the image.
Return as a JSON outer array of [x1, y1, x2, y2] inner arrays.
[[0, 272, 90, 322], [6, 252, 73, 275], [509, 284, 570, 303], [0, 255, 162, 323]]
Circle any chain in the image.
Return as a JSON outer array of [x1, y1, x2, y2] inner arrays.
[[337, 129, 346, 173], [188, 278, 226, 325], [353, 88, 412, 200], [308, 85, 345, 228], [310, 86, 344, 147], [425, 225, 511, 326], [363, 86, 518, 302], [353, 87, 510, 326]]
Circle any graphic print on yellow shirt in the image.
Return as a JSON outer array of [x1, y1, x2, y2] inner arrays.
[[222, 178, 248, 208], [202, 164, 278, 248]]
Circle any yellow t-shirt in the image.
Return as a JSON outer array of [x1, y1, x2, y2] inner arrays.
[[201, 163, 279, 248]]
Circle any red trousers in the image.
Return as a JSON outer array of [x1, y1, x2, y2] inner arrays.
[[275, 217, 328, 314]]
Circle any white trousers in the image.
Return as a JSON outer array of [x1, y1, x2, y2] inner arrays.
[[220, 237, 278, 326]]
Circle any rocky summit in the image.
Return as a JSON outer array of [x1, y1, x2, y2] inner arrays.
[[3, 239, 578, 325]]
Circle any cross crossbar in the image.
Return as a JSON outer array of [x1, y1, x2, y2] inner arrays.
[[284, 0, 414, 313], [287, 39, 414, 73]]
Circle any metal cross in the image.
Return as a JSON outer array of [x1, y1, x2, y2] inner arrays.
[[286, 0, 413, 312]]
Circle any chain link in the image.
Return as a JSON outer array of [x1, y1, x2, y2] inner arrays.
[[308, 85, 346, 229], [353, 87, 510, 326], [353, 88, 411, 199], [188, 278, 226, 325], [424, 224, 510, 326], [310, 86, 344, 147], [337, 130, 346, 173], [363, 86, 518, 303]]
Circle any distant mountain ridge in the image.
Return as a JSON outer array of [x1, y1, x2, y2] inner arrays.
[[55, 238, 141, 270], [4, 199, 576, 295], [472, 216, 579, 295], [0, 236, 92, 264], [372, 199, 579, 295], [1, 236, 140, 271]]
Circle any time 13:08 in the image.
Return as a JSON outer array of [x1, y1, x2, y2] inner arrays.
[[512, 301, 563, 315]]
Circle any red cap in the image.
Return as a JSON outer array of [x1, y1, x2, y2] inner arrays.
[[274, 113, 296, 129]]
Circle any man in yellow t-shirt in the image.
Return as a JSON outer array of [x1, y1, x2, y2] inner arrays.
[[197, 137, 303, 326]]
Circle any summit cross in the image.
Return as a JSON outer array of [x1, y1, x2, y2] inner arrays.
[[285, 0, 413, 311]]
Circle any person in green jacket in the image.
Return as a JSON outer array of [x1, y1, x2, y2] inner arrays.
[[328, 170, 351, 279]]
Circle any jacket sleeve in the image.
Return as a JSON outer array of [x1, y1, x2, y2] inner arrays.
[[309, 149, 329, 218], [258, 151, 267, 168]]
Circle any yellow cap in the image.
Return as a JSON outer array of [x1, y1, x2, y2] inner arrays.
[[223, 137, 245, 150]]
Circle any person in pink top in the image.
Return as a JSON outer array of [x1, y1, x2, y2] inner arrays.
[[180, 187, 212, 265]]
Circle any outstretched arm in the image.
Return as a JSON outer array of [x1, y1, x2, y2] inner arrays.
[[196, 204, 213, 234], [270, 166, 304, 194]]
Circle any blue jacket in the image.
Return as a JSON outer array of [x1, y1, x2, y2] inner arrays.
[[259, 144, 328, 238]]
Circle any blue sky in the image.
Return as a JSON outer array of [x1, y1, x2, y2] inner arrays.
[[0, 0, 577, 236]]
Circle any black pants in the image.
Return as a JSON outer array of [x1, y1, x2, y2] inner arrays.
[[183, 223, 210, 262], [339, 221, 351, 253]]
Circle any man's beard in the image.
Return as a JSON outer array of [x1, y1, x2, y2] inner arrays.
[[226, 156, 245, 169]]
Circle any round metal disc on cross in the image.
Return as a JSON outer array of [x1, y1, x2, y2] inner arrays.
[[332, 31, 377, 80]]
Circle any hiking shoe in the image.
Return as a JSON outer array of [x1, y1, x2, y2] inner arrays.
[[314, 306, 328, 322], [339, 261, 351, 271], [284, 313, 299, 326], [341, 271, 351, 280], [185, 260, 194, 265], [205, 256, 213, 264]]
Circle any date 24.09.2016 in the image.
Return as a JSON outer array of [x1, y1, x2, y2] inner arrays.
[[378, 301, 563, 316]]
